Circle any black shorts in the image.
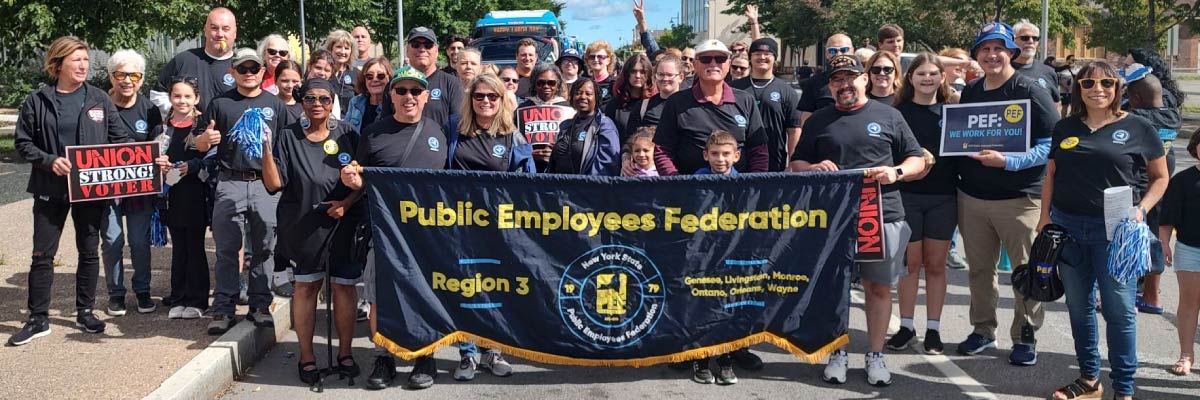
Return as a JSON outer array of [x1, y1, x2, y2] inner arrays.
[[901, 192, 957, 242], [292, 221, 364, 285]]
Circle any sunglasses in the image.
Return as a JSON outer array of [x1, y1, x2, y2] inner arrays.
[[472, 92, 500, 101], [869, 66, 896, 75], [408, 40, 435, 50], [393, 87, 425, 96], [500, 77, 520, 84], [1018, 35, 1040, 42], [682, 56, 694, 62], [536, 79, 558, 87], [234, 64, 262, 75], [112, 71, 143, 83], [826, 46, 852, 55], [301, 95, 333, 105], [363, 73, 388, 81], [587, 54, 608, 60], [697, 55, 728, 64], [731, 65, 748, 72], [731, 48, 746, 53], [266, 48, 289, 57], [1078, 78, 1117, 89]]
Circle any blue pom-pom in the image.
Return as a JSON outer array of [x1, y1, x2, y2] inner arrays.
[[1106, 219, 1151, 284]]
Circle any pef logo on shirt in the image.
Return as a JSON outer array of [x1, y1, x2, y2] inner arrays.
[[735, 115, 747, 127], [428, 137, 440, 151], [866, 122, 882, 137], [1037, 77, 1048, 88], [343, 74, 352, 85], [430, 88, 442, 100], [223, 73, 235, 86], [1112, 129, 1129, 145], [135, 119, 148, 133], [261, 107, 275, 121], [770, 92, 781, 102], [491, 144, 507, 158]]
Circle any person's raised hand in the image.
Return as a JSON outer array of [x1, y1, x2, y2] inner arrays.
[[633, 0, 646, 25], [745, 4, 759, 24], [197, 120, 221, 152]]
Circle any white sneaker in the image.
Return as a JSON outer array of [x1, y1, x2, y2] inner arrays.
[[480, 352, 513, 377], [454, 356, 478, 381], [823, 350, 848, 384], [865, 352, 892, 386], [180, 307, 203, 319], [168, 306, 185, 319]]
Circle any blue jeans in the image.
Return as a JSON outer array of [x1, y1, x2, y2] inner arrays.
[[458, 342, 500, 358], [1052, 208, 1138, 396], [101, 201, 154, 298]]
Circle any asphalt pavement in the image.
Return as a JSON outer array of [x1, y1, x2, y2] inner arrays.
[[225, 140, 1200, 400]]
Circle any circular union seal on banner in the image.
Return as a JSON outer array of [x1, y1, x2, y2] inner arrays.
[[558, 245, 666, 349]]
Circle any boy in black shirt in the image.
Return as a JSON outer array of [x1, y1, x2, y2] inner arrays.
[[731, 38, 802, 172]]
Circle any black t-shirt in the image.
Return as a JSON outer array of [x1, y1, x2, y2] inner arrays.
[[1013, 61, 1061, 101], [1049, 114, 1165, 216], [792, 100, 924, 222], [731, 76, 802, 172], [116, 95, 163, 142], [155, 48, 235, 110], [868, 93, 896, 107], [332, 68, 359, 117], [452, 131, 516, 172], [603, 96, 653, 145], [955, 73, 1060, 200], [195, 90, 293, 172], [517, 75, 533, 100], [595, 75, 615, 109], [654, 83, 768, 174], [797, 73, 832, 113], [283, 102, 303, 122], [1162, 166, 1200, 247], [357, 116, 448, 169], [440, 64, 457, 76], [636, 95, 669, 129], [53, 86, 86, 147], [361, 101, 380, 132], [423, 69, 463, 127], [272, 121, 360, 266], [896, 101, 955, 195]]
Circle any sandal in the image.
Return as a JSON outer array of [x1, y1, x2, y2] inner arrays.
[[1053, 377, 1103, 399], [337, 355, 361, 378], [298, 361, 320, 385], [1171, 354, 1193, 376]]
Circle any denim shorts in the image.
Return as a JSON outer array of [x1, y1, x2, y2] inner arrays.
[[1175, 241, 1200, 273]]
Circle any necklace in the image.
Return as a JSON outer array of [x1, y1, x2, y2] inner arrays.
[[750, 77, 773, 89]]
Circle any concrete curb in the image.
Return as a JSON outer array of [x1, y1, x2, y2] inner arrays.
[[144, 298, 292, 400]]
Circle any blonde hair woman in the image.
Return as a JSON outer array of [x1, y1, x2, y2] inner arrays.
[[323, 30, 358, 115]]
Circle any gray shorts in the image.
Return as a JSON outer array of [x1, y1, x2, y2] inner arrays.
[[362, 246, 376, 303], [858, 221, 912, 287], [902, 192, 957, 241]]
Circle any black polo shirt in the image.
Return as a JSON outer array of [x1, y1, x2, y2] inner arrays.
[[155, 48, 235, 110], [654, 81, 768, 175], [797, 73, 833, 113], [1049, 114, 1164, 217], [196, 90, 293, 172], [731, 76, 802, 172], [452, 131, 515, 172], [116, 95, 163, 142], [636, 95, 669, 129], [895, 101, 956, 195], [955, 73, 1060, 200], [1162, 166, 1200, 247], [792, 100, 924, 223], [356, 116, 448, 169], [1013, 61, 1061, 101]]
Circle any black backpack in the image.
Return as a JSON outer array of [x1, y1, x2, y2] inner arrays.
[[1011, 224, 1070, 302]]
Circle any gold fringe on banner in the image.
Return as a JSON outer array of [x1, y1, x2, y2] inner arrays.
[[372, 331, 849, 367]]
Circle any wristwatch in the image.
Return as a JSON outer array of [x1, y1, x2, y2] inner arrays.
[[894, 167, 905, 178]]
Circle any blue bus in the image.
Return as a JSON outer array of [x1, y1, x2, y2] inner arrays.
[[472, 10, 565, 68]]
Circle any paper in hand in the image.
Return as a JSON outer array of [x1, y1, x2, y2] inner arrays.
[[1103, 186, 1133, 241]]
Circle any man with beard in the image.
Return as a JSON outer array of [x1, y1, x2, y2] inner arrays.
[[791, 54, 925, 387], [151, 7, 238, 114], [796, 34, 854, 140], [442, 35, 467, 76], [731, 38, 801, 172], [381, 27, 462, 127], [1011, 20, 1061, 103]]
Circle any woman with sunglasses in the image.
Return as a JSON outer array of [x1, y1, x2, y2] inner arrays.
[[99, 49, 163, 316], [1042, 62, 1169, 400], [549, 78, 620, 176], [273, 60, 304, 121], [345, 57, 394, 133], [866, 51, 902, 106], [519, 63, 568, 107], [261, 78, 364, 385], [584, 40, 616, 108], [603, 53, 658, 144], [259, 34, 291, 95], [729, 53, 751, 81]]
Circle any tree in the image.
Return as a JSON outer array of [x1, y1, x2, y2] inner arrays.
[[725, 0, 834, 51], [1090, 0, 1200, 54], [657, 23, 697, 50]]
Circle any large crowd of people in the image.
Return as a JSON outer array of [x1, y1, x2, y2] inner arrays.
[[7, 5, 1200, 399]]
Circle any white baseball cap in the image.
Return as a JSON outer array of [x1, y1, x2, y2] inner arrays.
[[694, 39, 731, 56]]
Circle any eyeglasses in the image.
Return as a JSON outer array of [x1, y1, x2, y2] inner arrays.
[[112, 71, 144, 83], [234, 64, 262, 75], [472, 92, 500, 101], [682, 56, 694, 62], [393, 87, 425, 96], [301, 95, 333, 105], [655, 72, 679, 79], [363, 73, 388, 81], [827, 46, 852, 55], [408, 40, 435, 50], [536, 79, 558, 87], [266, 48, 289, 57], [697, 55, 728, 64], [1078, 78, 1117, 89], [869, 66, 896, 75], [587, 54, 608, 61], [731, 65, 748, 72], [1018, 35, 1040, 42], [500, 77, 520, 84]]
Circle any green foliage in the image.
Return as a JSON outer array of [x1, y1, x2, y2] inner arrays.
[[0, 63, 42, 107], [725, 0, 835, 51], [1090, 0, 1200, 54], [657, 24, 697, 50]]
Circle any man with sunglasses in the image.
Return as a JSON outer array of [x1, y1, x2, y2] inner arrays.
[[796, 33, 854, 148], [731, 38, 801, 173], [681, 47, 697, 89], [342, 66, 451, 391], [193, 48, 295, 336], [654, 39, 768, 177], [953, 20, 1059, 367], [151, 7, 238, 115], [386, 27, 463, 128], [1011, 20, 1061, 106]]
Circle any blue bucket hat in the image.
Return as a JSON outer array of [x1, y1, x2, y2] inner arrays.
[[970, 21, 1020, 58]]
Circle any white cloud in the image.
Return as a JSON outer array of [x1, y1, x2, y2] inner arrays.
[[563, 0, 628, 21]]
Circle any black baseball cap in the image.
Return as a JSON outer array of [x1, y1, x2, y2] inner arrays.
[[825, 54, 863, 79], [407, 27, 437, 45]]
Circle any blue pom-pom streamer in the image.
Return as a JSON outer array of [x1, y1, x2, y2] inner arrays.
[[1106, 219, 1151, 284], [228, 108, 269, 159], [149, 208, 169, 247]]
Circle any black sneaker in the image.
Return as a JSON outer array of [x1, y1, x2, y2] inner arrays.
[[136, 293, 156, 314], [207, 314, 237, 335], [715, 354, 738, 385], [886, 326, 917, 351], [7, 317, 51, 346], [407, 355, 437, 389], [246, 308, 274, 328], [107, 297, 127, 316], [923, 329, 944, 355], [731, 348, 763, 371], [366, 355, 396, 390], [691, 358, 714, 384], [76, 311, 106, 334]]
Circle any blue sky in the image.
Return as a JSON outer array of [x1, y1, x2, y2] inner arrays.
[[559, 0, 681, 47]]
